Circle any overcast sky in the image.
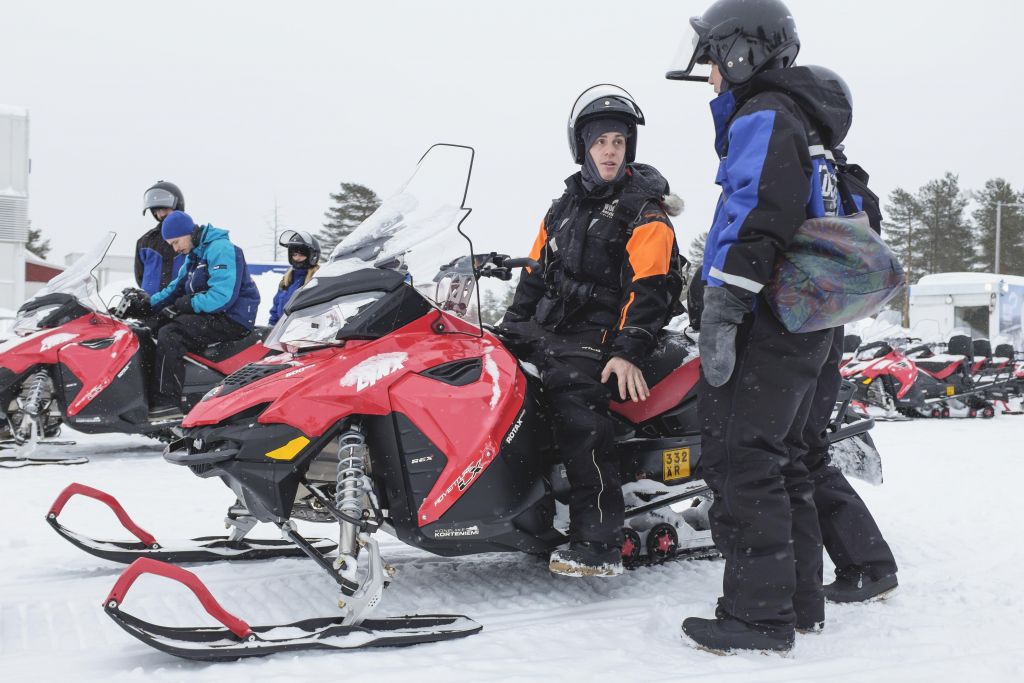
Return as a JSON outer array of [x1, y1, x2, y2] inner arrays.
[[4, 0, 1022, 266]]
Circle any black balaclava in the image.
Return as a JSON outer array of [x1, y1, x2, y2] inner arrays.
[[288, 246, 311, 270], [580, 118, 630, 192]]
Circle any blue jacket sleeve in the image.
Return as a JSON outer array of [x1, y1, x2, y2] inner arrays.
[[268, 280, 290, 325], [190, 241, 243, 314], [704, 107, 811, 305], [150, 259, 189, 309]]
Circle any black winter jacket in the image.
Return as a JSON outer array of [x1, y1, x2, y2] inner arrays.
[[505, 164, 682, 365]]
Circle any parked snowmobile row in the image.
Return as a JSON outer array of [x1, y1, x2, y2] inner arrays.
[[17, 145, 884, 661], [0, 234, 273, 468], [840, 333, 1024, 419]]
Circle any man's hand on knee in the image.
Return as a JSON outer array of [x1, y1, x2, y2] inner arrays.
[[601, 356, 649, 403]]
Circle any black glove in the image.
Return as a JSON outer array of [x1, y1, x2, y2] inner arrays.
[[698, 286, 750, 388], [120, 288, 151, 318], [174, 295, 193, 313]]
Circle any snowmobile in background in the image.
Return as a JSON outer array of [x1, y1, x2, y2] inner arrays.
[[74, 145, 881, 660], [0, 234, 273, 468], [842, 334, 1018, 419]]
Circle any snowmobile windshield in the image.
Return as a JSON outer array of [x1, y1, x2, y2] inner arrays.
[[321, 144, 480, 326], [24, 232, 114, 314]]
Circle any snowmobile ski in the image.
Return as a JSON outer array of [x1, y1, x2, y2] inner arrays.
[[103, 558, 482, 661], [1, 438, 85, 468], [47, 483, 337, 564]]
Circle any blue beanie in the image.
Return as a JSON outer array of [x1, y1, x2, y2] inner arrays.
[[161, 210, 195, 240]]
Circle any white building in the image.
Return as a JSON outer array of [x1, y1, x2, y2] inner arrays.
[[0, 105, 30, 312], [909, 272, 1024, 347]]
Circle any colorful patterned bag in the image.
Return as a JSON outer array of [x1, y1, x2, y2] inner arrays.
[[765, 212, 905, 333]]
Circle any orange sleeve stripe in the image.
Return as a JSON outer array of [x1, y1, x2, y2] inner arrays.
[[525, 219, 547, 274], [625, 221, 674, 281], [618, 291, 636, 330]]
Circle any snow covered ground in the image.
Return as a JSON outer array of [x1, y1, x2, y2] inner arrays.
[[2, 416, 1023, 682]]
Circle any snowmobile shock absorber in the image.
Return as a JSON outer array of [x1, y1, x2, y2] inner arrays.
[[335, 424, 368, 564], [15, 370, 53, 442]]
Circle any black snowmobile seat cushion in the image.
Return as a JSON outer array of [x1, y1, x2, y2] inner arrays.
[[193, 327, 272, 363], [947, 335, 973, 359]]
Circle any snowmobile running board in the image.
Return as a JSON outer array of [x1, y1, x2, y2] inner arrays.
[[47, 483, 337, 564], [103, 558, 481, 661]]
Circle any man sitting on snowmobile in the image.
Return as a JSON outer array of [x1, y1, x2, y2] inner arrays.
[[126, 210, 261, 422], [269, 231, 321, 326], [501, 84, 683, 578], [136, 181, 187, 294]]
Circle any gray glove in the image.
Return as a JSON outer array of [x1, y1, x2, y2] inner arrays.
[[698, 286, 750, 387]]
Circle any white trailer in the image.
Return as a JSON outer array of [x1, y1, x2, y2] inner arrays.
[[909, 272, 1024, 348]]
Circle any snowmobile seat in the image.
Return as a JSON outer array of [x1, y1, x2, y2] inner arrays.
[[947, 335, 973, 359], [636, 329, 699, 390], [915, 354, 969, 380], [973, 339, 992, 361], [193, 327, 272, 364], [843, 334, 862, 353], [995, 343, 1015, 360]]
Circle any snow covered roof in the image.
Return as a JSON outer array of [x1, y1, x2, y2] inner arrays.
[[0, 104, 29, 117], [917, 272, 1024, 286], [24, 250, 66, 271]]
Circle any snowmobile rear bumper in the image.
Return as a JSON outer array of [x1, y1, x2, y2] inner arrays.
[[103, 558, 481, 661]]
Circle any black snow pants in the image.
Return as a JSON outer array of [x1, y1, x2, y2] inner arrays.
[[803, 327, 898, 582], [151, 313, 249, 406], [699, 302, 832, 629], [524, 329, 623, 548]]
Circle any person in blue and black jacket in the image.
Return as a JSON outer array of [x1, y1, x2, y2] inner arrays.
[[665, 0, 869, 655], [269, 230, 321, 326], [143, 211, 260, 421], [136, 181, 187, 294]]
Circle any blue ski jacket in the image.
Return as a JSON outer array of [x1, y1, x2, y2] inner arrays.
[[268, 266, 318, 325], [702, 67, 853, 307], [150, 224, 261, 329], [135, 225, 186, 294]]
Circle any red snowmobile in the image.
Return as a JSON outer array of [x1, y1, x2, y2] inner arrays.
[[59, 146, 880, 660], [841, 334, 1017, 418], [0, 234, 272, 468]]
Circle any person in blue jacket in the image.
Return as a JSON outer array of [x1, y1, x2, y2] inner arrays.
[[666, 0, 848, 655], [145, 211, 260, 421], [269, 230, 322, 326]]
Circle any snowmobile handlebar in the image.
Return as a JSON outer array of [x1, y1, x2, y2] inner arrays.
[[473, 253, 541, 281]]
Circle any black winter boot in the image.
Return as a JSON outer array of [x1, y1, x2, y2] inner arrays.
[[681, 615, 794, 655], [549, 541, 623, 577], [824, 573, 898, 603]]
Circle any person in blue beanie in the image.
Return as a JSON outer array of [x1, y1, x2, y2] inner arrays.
[[269, 230, 321, 326], [144, 210, 261, 421]]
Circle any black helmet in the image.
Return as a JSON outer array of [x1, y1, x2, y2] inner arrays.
[[666, 0, 799, 86], [142, 180, 185, 216], [804, 64, 853, 109], [279, 229, 321, 268], [567, 84, 645, 165]]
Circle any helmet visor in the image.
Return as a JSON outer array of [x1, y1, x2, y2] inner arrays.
[[279, 229, 313, 248], [143, 187, 178, 214], [569, 84, 643, 127], [665, 22, 712, 82]]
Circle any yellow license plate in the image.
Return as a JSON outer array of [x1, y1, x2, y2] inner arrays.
[[663, 447, 691, 482], [946, 385, 955, 396]]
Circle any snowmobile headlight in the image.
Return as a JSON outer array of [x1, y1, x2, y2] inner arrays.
[[265, 292, 384, 353], [12, 304, 62, 336]]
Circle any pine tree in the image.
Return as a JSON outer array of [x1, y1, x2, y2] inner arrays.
[[686, 231, 707, 281], [317, 183, 381, 254], [915, 173, 974, 274], [25, 224, 51, 259], [479, 284, 516, 325], [972, 178, 1024, 276], [883, 188, 924, 326]]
